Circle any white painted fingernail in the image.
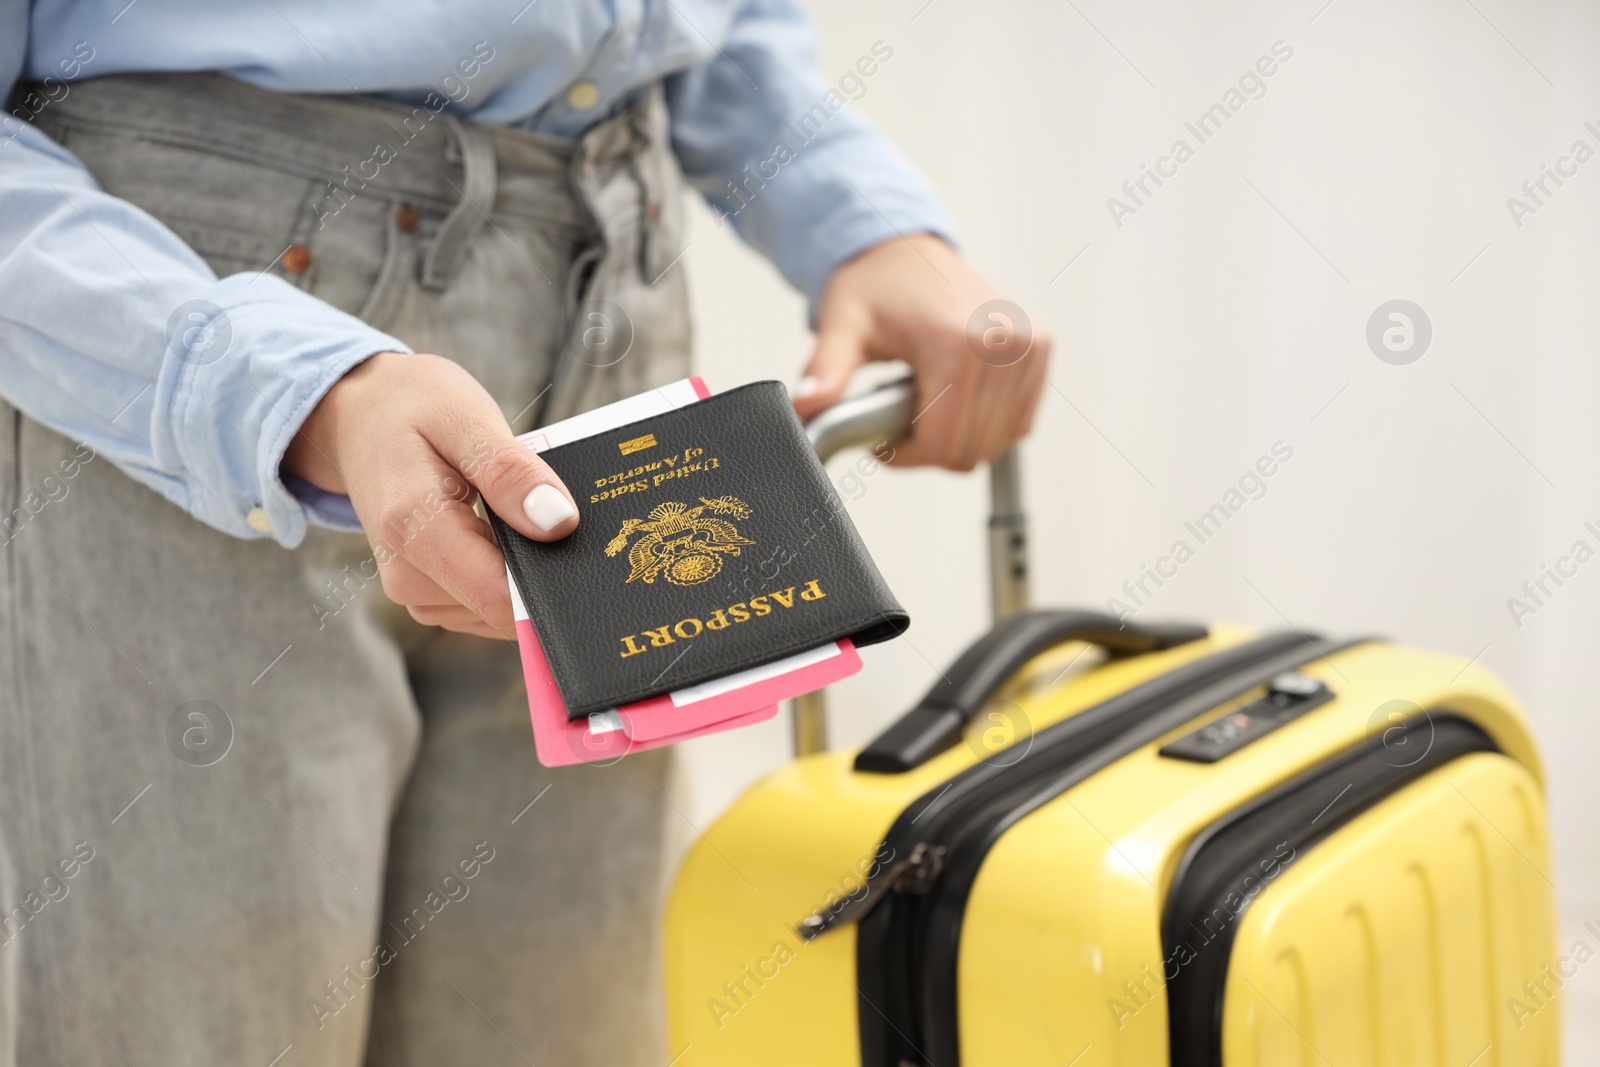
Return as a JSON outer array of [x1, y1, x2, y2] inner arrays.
[[793, 375, 822, 399], [523, 484, 576, 531]]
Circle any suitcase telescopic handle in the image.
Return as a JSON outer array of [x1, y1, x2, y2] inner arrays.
[[804, 377, 1028, 622], [852, 611, 1210, 773], [796, 377, 1030, 757], [804, 375, 917, 465]]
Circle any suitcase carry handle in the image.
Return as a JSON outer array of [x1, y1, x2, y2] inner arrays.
[[798, 376, 1029, 756], [852, 611, 1209, 773]]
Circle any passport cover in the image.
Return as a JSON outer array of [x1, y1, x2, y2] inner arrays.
[[506, 377, 862, 765], [490, 380, 908, 719]]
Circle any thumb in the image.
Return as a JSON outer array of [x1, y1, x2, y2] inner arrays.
[[446, 402, 579, 543], [793, 316, 870, 420]]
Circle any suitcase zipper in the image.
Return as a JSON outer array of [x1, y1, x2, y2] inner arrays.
[[842, 631, 1372, 1067], [804, 633, 1351, 939], [800, 632, 1318, 941], [797, 841, 948, 940]]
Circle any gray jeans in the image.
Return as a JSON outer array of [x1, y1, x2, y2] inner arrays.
[[3, 73, 692, 1066]]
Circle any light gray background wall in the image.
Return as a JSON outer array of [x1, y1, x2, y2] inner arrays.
[[672, 0, 1599, 1052]]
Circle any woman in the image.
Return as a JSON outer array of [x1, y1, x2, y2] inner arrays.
[[0, 3, 1047, 1063]]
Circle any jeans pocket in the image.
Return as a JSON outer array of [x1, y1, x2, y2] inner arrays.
[[50, 124, 315, 281], [300, 191, 422, 332]]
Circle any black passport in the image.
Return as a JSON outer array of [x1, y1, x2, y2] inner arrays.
[[489, 381, 908, 719]]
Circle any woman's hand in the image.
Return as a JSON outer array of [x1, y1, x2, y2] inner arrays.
[[793, 234, 1050, 470], [285, 352, 576, 638]]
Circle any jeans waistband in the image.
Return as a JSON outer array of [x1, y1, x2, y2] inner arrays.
[[25, 72, 659, 229]]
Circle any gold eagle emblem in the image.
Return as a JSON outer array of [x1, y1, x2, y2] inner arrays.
[[604, 496, 755, 586]]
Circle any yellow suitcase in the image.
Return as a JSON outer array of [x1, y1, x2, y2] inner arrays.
[[663, 383, 1558, 1067]]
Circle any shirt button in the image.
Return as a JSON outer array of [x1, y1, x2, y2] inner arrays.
[[566, 80, 601, 111], [283, 245, 313, 274], [395, 203, 419, 234], [246, 507, 272, 533]]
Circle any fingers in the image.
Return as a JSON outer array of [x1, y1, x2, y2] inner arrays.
[[327, 354, 564, 640], [417, 366, 580, 543], [968, 326, 1050, 462], [889, 369, 983, 470], [406, 602, 505, 639], [889, 318, 1050, 470], [792, 311, 872, 420], [956, 369, 1013, 468], [386, 495, 517, 634], [375, 553, 457, 613], [1006, 327, 1051, 437], [369, 518, 512, 639], [362, 433, 518, 636]]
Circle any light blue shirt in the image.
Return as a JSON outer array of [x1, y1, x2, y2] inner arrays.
[[0, 0, 953, 546]]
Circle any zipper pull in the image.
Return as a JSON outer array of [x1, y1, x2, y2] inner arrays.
[[795, 841, 947, 940], [897, 841, 947, 893]]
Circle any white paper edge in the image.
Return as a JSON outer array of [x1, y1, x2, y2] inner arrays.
[[516, 378, 704, 453], [669, 640, 843, 707], [587, 710, 624, 735]]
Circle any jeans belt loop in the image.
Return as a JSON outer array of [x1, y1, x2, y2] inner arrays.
[[420, 115, 498, 292]]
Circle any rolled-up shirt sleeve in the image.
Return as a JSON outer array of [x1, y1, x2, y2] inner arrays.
[[665, 0, 958, 308], [0, 44, 405, 547]]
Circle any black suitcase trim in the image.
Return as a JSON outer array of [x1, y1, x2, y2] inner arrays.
[[1162, 713, 1500, 1067], [851, 628, 1373, 1067]]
